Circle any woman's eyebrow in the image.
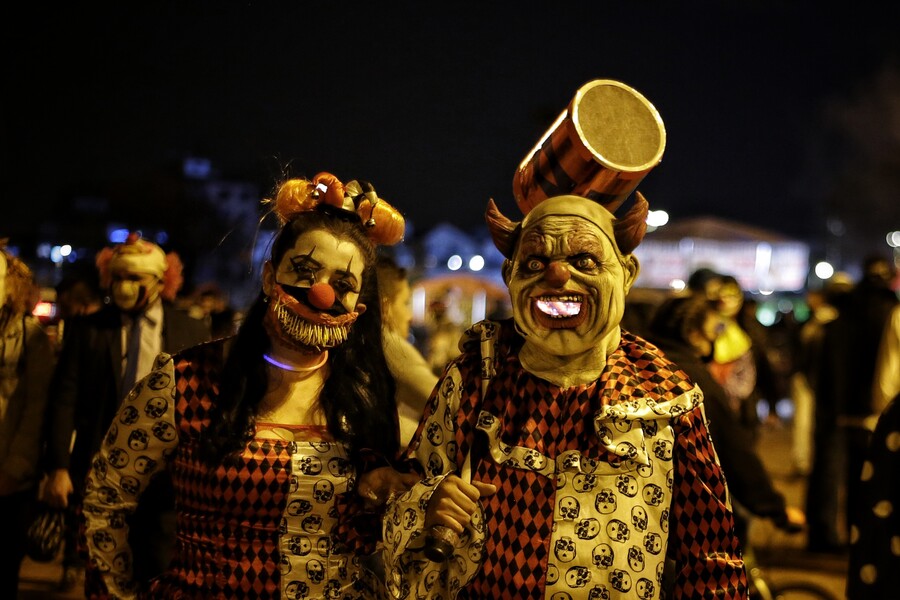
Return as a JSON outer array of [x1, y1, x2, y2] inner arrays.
[[288, 246, 320, 268]]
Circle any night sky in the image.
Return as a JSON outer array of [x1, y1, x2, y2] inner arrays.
[[4, 2, 899, 268]]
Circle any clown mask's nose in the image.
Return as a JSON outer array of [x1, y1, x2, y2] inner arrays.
[[308, 282, 336, 310], [545, 261, 571, 287]]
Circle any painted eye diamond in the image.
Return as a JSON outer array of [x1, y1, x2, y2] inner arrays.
[[535, 295, 582, 317]]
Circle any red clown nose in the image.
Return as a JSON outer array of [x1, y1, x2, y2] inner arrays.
[[308, 282, 336, 310]]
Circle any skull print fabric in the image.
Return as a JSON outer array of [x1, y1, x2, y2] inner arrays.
[[383, 319, 747, 599], [82, 341, 382, 599]]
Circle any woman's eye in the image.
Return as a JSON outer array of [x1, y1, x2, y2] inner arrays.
[[332, 279, 355, 294], [289, 265, 315, 281]]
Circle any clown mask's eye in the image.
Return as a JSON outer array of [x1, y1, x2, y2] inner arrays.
[[524, 258, 546, 273], [571, 254, 599, 272]]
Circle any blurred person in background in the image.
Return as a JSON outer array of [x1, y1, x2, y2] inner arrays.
[[188, 281, 241, 340], [620, 286, 669, 339], [807, 254, 898, 554], [0, 243, 55, 598], [788, 277, 850, 478], [53, 271, 104, 349], [707, 274, 782, 439], [870, 300, 900, 419], [376, 255, 438, 448], [424, 297, 464, 376], [42, 233, 210, 590], [81, 174, 416, 598], [646, 294, 805, 551], [56, 271, 104, 321], [686, 266, 722, 300]]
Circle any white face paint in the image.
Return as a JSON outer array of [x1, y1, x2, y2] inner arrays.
[[505, 214, 636, 360], [262, 228, 368, 351], [111, 271, 162, 312], [268, 228, 366, 313]]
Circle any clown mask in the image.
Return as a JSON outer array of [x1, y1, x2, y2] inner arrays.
[[111, 270, 163, 313], [503, 198, 638, 363], [262, 228, 368, 353]]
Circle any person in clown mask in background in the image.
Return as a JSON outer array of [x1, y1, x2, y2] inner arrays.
[[0, 242, 55, 598], [80, 173, 418, 599], [42, 233, 210, 591], [380, 80, 747, 599]]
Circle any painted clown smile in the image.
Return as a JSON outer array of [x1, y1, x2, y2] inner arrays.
[[531, 294, 588, 328]]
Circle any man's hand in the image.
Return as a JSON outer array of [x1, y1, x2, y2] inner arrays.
[[43, 468, 74, 508], [356, 466, 420, 509], [425, 475, 497, 534]]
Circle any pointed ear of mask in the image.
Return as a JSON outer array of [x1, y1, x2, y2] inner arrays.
[[614, 191, 649, 256], [485, 199, 520, 260], [501, 259, 514, 286], [622, 254, 640, 294]]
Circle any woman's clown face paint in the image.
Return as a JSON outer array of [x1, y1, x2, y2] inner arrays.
[[504, 213, 636, 359], [263, 228, 368, 352]]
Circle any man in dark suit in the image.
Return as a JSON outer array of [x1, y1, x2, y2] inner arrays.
[[43, 233, 210, 589]]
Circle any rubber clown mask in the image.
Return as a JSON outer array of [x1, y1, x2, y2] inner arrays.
[[107, 239, 167, 313], [503, 196, 639, 362], [262, 228, 367, 353]]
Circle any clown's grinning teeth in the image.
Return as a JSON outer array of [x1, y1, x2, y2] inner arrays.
[[534, 296, 583, 318], [276, 302, 350, 349]]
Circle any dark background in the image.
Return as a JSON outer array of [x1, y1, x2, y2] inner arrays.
[[3, 1, 899, 274]]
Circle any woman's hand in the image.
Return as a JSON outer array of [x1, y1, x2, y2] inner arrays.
[[425, 475, 496, 535], [356, 466, 420, 509]]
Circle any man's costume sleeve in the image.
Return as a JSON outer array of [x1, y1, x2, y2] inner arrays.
[[669, 402, 748, 597], [382, 360, 485, 599]]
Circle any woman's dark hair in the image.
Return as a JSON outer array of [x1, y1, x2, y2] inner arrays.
[[201, 207, 398, 464]]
